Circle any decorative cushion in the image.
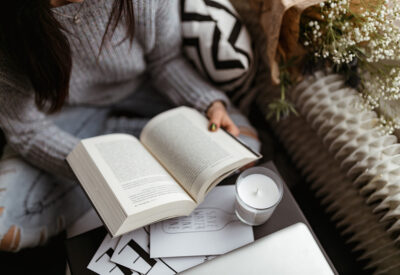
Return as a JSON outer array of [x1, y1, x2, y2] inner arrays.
[[181, 0, 256, 105]]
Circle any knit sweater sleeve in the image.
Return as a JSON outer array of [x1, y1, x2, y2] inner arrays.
[[146, 0, 230, 113], [0, 78, 78, 179]]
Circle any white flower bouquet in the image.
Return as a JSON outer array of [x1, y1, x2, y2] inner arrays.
[[256, 0, 400, 132]]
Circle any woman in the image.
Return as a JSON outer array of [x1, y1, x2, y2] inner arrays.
[[0, 0, 260, 251]]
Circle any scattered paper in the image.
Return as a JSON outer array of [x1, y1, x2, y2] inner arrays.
[[111, 227, 212, 275], [87, 234, 137, 275], [88, 186, 253, 274], [150, 185, 254, 258]]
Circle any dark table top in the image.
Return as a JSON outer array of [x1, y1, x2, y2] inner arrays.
[[65, 161, 337, 275]]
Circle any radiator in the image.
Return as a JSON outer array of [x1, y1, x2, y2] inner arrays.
[[271, 71, 400, 274]]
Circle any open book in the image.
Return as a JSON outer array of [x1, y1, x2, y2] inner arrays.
[[67, 107, 261, 237]]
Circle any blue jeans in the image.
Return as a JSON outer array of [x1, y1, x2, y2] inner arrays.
[[0, 85, 260, 251]]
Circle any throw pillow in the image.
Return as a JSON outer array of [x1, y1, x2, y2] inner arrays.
[[181, 0, 256, 105]]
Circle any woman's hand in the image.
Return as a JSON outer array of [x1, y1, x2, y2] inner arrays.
[[206, 101, 240, 136]]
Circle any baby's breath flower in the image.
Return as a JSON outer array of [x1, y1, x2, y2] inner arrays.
[[301, 0, 400, 130]]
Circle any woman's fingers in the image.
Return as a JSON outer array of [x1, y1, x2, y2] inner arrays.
[[207, 101, 240, 136], [208, 107, 224, 131], [221, 115, 240, 136]]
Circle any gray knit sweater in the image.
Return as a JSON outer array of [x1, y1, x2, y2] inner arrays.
[[0, 0, 229, 178]]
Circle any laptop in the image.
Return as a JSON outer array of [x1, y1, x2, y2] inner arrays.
[[180, 223, 335, 275]]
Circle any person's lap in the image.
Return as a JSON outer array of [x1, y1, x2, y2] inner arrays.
[[0, 84, 260, 251], [0, 84, 172, 251]]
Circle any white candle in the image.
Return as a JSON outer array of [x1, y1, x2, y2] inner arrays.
[[237, 174, 280, 209], [235, 167, 283, 226]]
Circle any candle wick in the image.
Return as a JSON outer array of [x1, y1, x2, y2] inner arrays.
[[255, 188, 259, 195]]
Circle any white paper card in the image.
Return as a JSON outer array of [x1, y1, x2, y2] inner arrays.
[[87, 234, 137, 275], [111, 227, 211, 274], [150, 185, 254, 258]]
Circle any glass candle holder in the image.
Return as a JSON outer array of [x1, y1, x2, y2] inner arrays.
[[235, 166, 284, 226]]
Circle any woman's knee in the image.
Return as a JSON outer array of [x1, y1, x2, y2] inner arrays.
[[0, 225, 21, 252], [0, 220, 54, 252], [0, 153, 90, 251], [0, 156, 41, 251]]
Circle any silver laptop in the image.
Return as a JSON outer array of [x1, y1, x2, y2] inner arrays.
[[180, 223, 335, 275]]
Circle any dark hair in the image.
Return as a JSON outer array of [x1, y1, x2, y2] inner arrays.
[[0, 0, 134, 113]]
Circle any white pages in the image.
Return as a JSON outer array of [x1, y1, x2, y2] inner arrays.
[[67, 107, 260, 237], [88, 227, 214, 275]]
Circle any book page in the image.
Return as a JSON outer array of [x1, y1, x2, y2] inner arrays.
[[140, 107, 257, 200], [82, 134, 194, 215]]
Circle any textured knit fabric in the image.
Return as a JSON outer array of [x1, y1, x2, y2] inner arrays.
[[0, 0, 230, 179]]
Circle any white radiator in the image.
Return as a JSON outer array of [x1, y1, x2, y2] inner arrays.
[[271, 71, 400, 274]]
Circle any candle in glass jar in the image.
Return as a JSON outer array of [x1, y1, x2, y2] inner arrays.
[[237, 174, 280, 208], [235, 167, 283, 226]]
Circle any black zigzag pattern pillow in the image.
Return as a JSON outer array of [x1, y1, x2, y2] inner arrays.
[[181, 0, 256, 104]]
